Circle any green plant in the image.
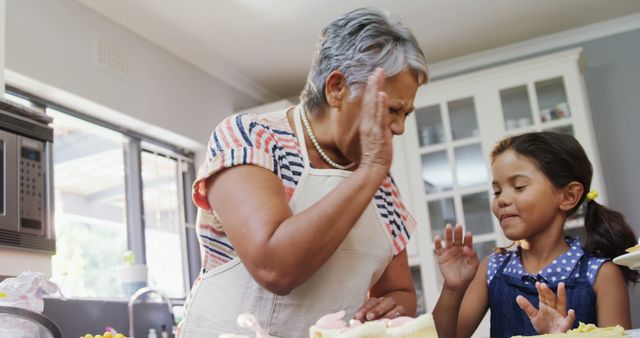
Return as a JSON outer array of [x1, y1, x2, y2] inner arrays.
[[123, 250, 135, 266]]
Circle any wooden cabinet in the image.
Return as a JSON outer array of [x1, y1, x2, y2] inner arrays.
[[393, 48, 605, 337]]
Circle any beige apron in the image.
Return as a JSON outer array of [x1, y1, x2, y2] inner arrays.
[[180, 106, 394, 338]]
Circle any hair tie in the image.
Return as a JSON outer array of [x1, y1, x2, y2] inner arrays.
[[586, 189, 599, 202]]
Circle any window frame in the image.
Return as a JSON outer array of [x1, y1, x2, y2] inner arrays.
[[6, 87, 201, 300]]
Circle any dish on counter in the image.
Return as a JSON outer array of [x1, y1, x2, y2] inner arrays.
[[612, 250, 640, 270], [625, 328, 640, 337]]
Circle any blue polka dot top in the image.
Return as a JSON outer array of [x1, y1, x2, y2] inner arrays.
[[486, 237, 608, 286]]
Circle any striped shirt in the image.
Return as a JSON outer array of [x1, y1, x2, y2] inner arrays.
[[192, 109, 416, 273]]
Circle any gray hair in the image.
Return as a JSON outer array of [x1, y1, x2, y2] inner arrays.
[[300, 7, 428, 113]]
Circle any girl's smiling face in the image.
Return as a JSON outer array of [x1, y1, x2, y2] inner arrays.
[[490, 149, 565, 240]]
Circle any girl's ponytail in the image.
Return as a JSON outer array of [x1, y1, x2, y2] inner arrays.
[[583, 200, 639, 283]]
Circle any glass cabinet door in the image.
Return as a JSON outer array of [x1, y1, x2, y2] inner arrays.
[[499, 76, 575, 136], [454, 144, 488, 188], [427, 197, 456, 241], [414, 96, 497, 289], [461, 192, 493, 236], [415, 105, 445, 147], [448, 98, 479, 140], [411, 266, 427, 315], [536, 78, 575, 136], [536, 77, 570, 123], [421, 151, 452, 194], [500, 85, 533, 131], [497, 75, 585, 225]]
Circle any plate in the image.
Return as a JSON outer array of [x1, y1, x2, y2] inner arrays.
[[612, 250, 640, 270]]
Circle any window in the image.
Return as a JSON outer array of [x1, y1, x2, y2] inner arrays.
[[141, 149, 189, 298], [49, 108, 129, 297], [4, 90, 199, 299]]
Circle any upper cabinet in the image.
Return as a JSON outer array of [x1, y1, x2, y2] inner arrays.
[[392, 48, 605, 337]]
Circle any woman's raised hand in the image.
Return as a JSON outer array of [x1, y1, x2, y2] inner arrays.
[[516, 282, 576, 334], [434, 224, 479, 291], [357, 68, 393, 175]]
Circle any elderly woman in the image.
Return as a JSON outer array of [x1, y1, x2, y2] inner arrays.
[[178, 7, 476, 338]]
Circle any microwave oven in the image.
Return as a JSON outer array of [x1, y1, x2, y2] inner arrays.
[[0, 102, 55, 253]]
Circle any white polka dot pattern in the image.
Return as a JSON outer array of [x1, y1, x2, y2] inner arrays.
[[486, 237, 608, 286]]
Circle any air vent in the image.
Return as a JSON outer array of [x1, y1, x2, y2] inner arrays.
[[94, 38, 129, 78], [0, 229, 56, 253]]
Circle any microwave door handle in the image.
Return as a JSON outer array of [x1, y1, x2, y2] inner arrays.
[[0, 130, 19, 232]]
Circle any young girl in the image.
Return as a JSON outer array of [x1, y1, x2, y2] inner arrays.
[[433, 132, 639, 338]]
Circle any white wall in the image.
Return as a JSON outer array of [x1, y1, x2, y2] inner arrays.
[[6, 0, 262, 160], [1, 0, 264, 277], [0, 248, 52, 277]]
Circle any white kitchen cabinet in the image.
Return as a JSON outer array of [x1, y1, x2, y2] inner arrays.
[[394, 48, 606, 337]]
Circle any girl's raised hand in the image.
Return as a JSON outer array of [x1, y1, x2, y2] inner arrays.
[[434, 224, 479, 291], [516, 282, 576, 334]]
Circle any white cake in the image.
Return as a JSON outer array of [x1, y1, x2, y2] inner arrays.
[[386, 314, 437, 338], [309, 311, 438, 338], [220, 312, 439, 338], [337, 321, 388, 338], [510, 322, 625, 338]]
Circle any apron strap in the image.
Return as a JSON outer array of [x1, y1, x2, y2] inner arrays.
[[578, 253, 591, 277]]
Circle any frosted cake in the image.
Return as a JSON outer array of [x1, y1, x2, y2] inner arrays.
[[511, 322, 626, 338], [308, 310, 438, 338], [220, 311, 438, 338]]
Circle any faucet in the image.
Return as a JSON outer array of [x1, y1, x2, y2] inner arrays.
[[128, 287, 174, 338]]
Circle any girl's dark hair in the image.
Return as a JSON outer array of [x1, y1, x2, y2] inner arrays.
[[491, 131, 639, 283]]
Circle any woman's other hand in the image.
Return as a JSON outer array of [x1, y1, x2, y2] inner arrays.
[[357, 68, 393, 174], [354, 296, 406, 322], [516, 282, 576, 334], [357, 250, 416, 322], [434, 224, 479, 292]]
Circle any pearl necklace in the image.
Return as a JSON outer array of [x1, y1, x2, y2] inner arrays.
[[299, 105, 355, 170]]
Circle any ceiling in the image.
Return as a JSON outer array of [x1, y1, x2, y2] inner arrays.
[[75, 0, 640, 104]]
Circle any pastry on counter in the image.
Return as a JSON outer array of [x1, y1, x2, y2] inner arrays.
[[219, 311, 438, 338], [308, 310, 438, 338], [625, 243, 640, 253], [511, 322, 625, 338]]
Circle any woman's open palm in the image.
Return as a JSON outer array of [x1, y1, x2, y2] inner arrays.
[[358, 68, 393, 172], [434, 224, 479, 291]]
